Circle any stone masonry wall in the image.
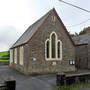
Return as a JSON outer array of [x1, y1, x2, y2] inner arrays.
[[87, 43, 90, 69], [75, 44, 88, 69], [23, 11, 76, 74]]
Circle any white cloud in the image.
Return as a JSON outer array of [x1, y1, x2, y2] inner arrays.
[[0, 0, 90, 51], [0, 0, 51, 51], [0, 26, 21, 51]]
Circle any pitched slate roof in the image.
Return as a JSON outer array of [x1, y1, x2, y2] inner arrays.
[[72, 33, 90, 45], [11, 10, 49, 48], [11, 8, 75, 49]]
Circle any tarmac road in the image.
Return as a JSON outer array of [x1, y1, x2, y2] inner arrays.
[[0, 66, 90, 90], [0, 66, 56, 90]]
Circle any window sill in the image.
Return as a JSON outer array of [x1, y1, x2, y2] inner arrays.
[[46, 58, 62, 61]]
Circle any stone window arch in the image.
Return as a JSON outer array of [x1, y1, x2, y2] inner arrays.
[[45, 31, 62, 61]]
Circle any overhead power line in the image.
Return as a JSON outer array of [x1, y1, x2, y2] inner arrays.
[[58, 0, 90, 13], [67, 19, 90, 27]]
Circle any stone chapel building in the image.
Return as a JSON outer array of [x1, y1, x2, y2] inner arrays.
[[10, 8, 76, 75]]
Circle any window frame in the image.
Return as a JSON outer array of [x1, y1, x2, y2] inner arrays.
[[14, 48, 17, 64], [45, 31, 62, 61], [10, 49, 13, 64], [69, 60, 75, 65], [19, 46, 24, 65]]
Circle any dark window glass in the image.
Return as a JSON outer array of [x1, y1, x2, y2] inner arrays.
[[58, 42, 60, 58], [51, 34, 56, 58], [46, 41, 49, 58]]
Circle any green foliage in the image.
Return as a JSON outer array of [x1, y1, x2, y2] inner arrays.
[[79, 30, 86, 35], [69, 27, 88, 37], [0, 51, 10, 60], [0, 60, 9, 62], [0, 51, 9, 57], [54, 82, 90, 90]]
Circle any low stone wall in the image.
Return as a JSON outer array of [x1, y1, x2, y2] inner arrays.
[[56, 73, 89, 86]]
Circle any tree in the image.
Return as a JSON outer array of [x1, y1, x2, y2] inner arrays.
[[79, 30, 86, 35]]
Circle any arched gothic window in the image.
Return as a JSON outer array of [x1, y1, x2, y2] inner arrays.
[[45, 31, 62, 60]]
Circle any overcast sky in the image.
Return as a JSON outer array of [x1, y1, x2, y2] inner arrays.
[[0, 0, 90, 51]]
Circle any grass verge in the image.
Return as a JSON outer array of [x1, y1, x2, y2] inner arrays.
[[0, 60, 9, 62], [54, 82, 90, 90]]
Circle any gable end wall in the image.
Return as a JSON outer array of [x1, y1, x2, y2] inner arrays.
[[24, 11, 75, 74]]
